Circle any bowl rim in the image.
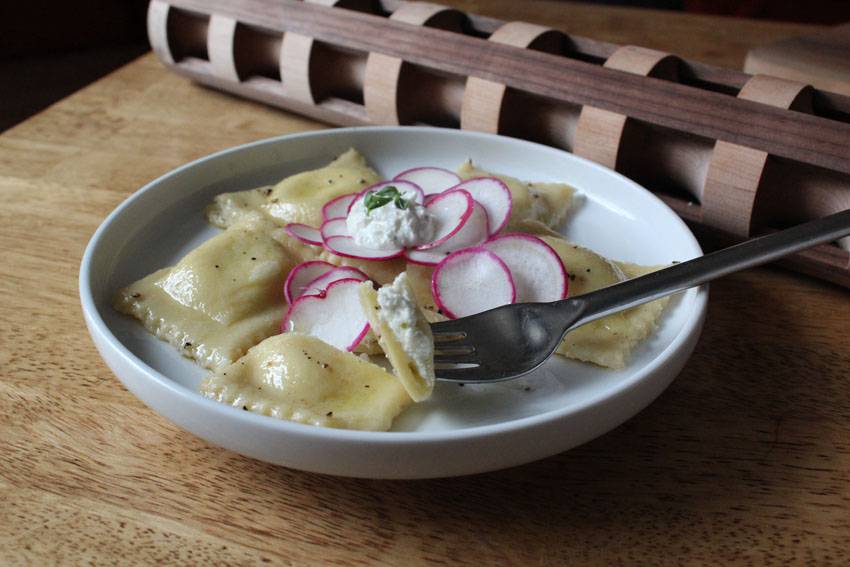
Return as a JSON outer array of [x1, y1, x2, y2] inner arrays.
[[79, 125, 707, 445]]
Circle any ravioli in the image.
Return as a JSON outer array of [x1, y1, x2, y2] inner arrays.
[[114, 220, 297, 369], [117, 146, 672, 432], [539, 235, 669, 369], [199, 333, 411, 431], [457, 161, 575, 229], [205, 149, 381, 229], [406, 222, 667, 369], [359, 275, 436, 402], [206, 185, 273, 229]]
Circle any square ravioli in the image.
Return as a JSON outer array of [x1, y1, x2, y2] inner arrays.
[[457, 160, 576, 229], [540, 235, 670, 369], [114, 220, 299, 369], [199, 333, 411, 431], [205, 148, 381, 229]]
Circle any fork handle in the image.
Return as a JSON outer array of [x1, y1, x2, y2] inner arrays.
[[565, 208, 850, 328]]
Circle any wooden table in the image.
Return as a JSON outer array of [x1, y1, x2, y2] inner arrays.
[[2, 2, 848, 564]]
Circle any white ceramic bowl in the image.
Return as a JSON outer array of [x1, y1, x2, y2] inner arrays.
[[80, 126, 706, 479]]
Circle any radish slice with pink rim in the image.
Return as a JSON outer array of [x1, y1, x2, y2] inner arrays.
[[301, 265, 370, 297], [346, 180, 425, 215], [320, 217, 349, 240], [322, 193, 358, 221], [284, 260, 335, 304], [432, 247, 516, 319], [404, 248, 450, 266], [281, 278, 371, 351], [452, 177, 512, 236], [484, 233, 569, 302], [417, 189, 489, 252], [324, 235, 404, 260], [283, 223, 322, 246], [394, 167, 461, 196]]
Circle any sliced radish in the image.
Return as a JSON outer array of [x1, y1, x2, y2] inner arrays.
[[320, 217, 349, 240], [484, 233, 569, 302], [346, 180, 425, 215], [281, 278, 370, 351], [453, 177, 512, 236], [431, 248, 516, 319], [416, 189, 471, 250], [417, 189, 489, 252], [324, 235, 404, 260], [404, 247, 451, 266], [284, 223, 322, 246], [394, 167, 461, 196], [284, 260, 335, 304], [322, 193, 358, 221], [302, 266, 370, 297]]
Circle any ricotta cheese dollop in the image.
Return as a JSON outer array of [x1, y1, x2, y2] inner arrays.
[[376, 273, 434, 382], [346, 191, 435, 249]]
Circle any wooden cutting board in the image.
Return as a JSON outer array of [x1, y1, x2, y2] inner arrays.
[[745, 23, 850, 96]]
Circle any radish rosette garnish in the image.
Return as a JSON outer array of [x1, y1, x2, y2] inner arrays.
[[414, 189, 489, 252], [283, 260, 336, 304], [320, 217, 349, 240], [483, 233, 569, 302], [450, 177, 512, 236], [346, 181, 434, 251], [298, 266, 370, 300], [283, 223, 323, 247], [431, 248, 516, 319], [281, 278, 372, 351], [393, 166, 461, 196], [321, 192, 359, 222], [282, 167, 570, 335]]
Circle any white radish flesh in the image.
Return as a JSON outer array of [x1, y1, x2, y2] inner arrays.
[[284, 260, 335, 304], [320, 217, 349, 240], [417, 189, 472, 250], [432, 248, 516, 319], [484, 233, 569, 302], [404, 248, 450, 266], [324, 235, 404, 260], [418, 190, 490, 253], [284, 223, 322, 246], [301, 266, 370, 297], [394, 167, 461, 196], [281, 278, 371, 351], [302, 266, 370, 295], [453, 177, 512, 235], [322, 192, 358, 221]]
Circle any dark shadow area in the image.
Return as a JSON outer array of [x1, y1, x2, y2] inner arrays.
[[0, 1, 149, 132]]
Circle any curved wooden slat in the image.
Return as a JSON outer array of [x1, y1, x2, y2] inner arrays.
[[147, 0, 176, 65], [363, 2, 465, 125], [460, 22, 565, 133], [701, 75, 812, 238], [208, 15, 240, 81], [573, 46, 680, 169]]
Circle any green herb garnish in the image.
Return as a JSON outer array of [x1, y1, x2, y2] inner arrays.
[[364, 185, 409, 214]]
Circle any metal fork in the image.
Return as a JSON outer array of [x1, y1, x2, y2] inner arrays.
[[431, 209, 850, 382]]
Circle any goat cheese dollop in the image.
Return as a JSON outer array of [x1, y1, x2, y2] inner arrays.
[[346, 190, 435, 249], [376, 273, 434, 381]]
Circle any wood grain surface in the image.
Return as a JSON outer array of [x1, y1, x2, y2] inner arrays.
[[746, 23, 850, 97], [1, 1, 849, 564], [169, 0, 850, 176]]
